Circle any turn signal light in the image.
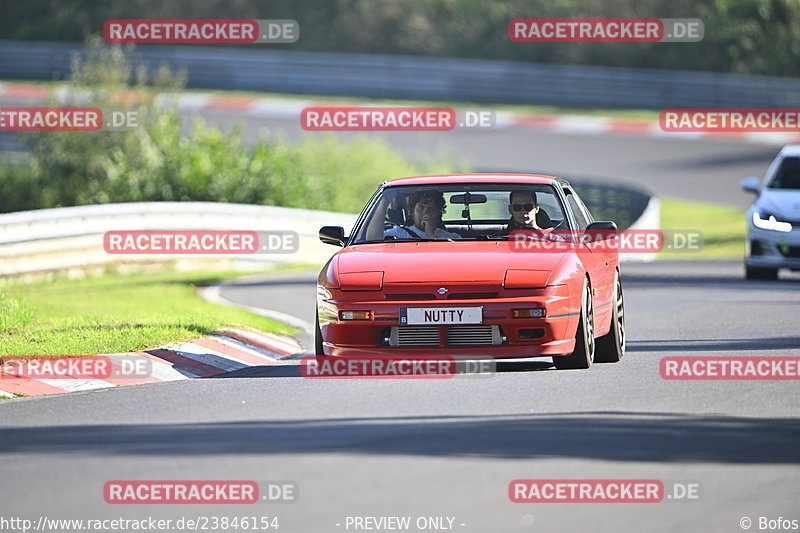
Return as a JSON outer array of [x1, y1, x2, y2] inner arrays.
[[339, 310, 373, 320], [512, 308, 546, 319]]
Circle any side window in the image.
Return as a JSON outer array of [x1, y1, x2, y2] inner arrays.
[[564, 189, 590, 230], [574, 193, 595, 224]]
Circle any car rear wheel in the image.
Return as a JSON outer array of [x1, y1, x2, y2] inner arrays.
[[553, 280, 594, 370], [595, 273, 625, 363], [745, 265, 779, 280]]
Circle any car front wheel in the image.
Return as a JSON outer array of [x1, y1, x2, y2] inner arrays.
[[745, 264, 778, 280], [553, 279, 594, 370], [315, 311, 325, 357]]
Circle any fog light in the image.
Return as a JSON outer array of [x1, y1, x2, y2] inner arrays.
[[512, 308, 546, 318], [339, 310, 373, 320], [519, 328, 545, 339]]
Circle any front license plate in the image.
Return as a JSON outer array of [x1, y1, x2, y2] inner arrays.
[[400, 307, 483, 325]]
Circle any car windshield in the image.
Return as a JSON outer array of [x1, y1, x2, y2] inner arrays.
[[351, 183, 569, 243], [768, 156, 800, 190]]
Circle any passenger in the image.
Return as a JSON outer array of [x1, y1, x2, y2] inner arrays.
[[384, 191, 461, 240]]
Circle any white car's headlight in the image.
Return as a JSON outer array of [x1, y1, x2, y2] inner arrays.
[[753, 211, 792, 232]]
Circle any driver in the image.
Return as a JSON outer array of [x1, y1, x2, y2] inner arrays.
[[505, 190, 542, 232], [384, 191, 461, 240]]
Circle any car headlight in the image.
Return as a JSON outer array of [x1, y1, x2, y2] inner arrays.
[[752, 211, 792, 232]]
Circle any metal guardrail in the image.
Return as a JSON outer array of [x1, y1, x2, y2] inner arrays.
[[0, 202, 357, 278], [1, 41, 799, 109], [0, 178, 658, 278]]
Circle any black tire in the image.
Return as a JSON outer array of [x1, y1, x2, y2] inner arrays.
[[595, 273, 625, 363], [315, 311, 325, 357], [553, 279, 594, 370], [745, 265, 778, 280]]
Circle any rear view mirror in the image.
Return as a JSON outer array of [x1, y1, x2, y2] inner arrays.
[[449, 193, 487, 204]]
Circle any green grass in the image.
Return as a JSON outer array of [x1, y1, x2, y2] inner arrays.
[[0, 293, 34, 334], [659, 197, 746, 259], [0, 79, 660, 121], [0, 269, 300, 356]]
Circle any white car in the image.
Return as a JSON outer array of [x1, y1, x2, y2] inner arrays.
[[741, 145, 800, 280]]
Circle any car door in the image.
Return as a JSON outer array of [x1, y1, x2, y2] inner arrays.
[[563, 187, 616, 332]]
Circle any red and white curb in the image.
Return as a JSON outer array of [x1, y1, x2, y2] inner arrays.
[[0, 327, 303, 399], [1, 82, 798, 146]]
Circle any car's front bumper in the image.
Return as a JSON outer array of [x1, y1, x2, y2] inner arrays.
[[746, 225, 800, 270], [318, 284, 579, 358]]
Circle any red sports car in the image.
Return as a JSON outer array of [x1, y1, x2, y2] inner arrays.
[[316, 174, 625, 369]]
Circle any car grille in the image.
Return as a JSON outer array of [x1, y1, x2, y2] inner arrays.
[[447, 325, 502, 346], [390, 326, 440, 346], [389, 325, 502, 347], [384, 292, 499, 300], [447, 292, 499, 299]]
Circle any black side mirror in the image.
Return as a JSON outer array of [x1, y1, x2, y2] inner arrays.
[[319, 226, 347, 247], [586, 221, 617, 231], [585, 221, 618, 241]]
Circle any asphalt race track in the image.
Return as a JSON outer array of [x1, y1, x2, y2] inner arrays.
[[1, 261, 799, 532], [1, 108, 799, 532]]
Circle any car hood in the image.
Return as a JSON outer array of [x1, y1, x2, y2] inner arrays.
[[336, 242, 568, 283], [757, 189, 800, 220]]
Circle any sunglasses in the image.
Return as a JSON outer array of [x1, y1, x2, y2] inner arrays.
[[511, 203, 536, 212]]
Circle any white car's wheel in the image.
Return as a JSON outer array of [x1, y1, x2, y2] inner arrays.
[[745, 264, 778, 280]]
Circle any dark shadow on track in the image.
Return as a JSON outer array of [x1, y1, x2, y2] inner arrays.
[[2, 412, 799, 464], [623, 273, 800, 289], [210, 359, 555, 379], [628, 337, 800, 352]]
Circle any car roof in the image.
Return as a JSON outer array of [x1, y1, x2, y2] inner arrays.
[[779, 145, 800, 157], [383, 174, 565, 187]]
